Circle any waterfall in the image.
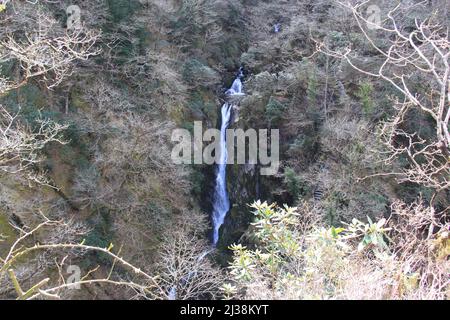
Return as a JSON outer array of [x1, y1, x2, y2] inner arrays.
[[167, 70, 244, 299], [211, 103, 232, 245], [273, 23, 281, 33], [225, 67, 244, 96], [211, 70, 244, 246]]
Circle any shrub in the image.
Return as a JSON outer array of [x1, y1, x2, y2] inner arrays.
[[107, 0, 140, 22], [283, 167, 308, 201], [182, 59, 220, 88], [83, 208, 114, 265], [265, 96, 286, 126], [356, 82, 374, 116], [225, 200, 448, 300]]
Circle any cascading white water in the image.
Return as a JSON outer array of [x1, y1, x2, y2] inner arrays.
[[212, 70, 244, 246], [211, 103, 232, 245], [274, 23, 281, 33], [167, 70, 244, 299]]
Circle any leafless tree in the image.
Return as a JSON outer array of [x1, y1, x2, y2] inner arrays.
[[154, 212, 224, 300], [315, 1, 449, 193], [1, 17, 100, 89], [388, 199, 449, 299], [0, 1, 101, 185], [0, 211, 165, 300], [0, 105, 68, 184]]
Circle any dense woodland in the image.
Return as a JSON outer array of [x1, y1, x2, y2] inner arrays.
[[0, 0, 448, 300]]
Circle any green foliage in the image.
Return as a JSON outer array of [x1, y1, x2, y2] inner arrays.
[[357, 191, 389, 218], [345, 217, 391, 252], [324, 191, 348, 226], [356, 82, 374, 115], [214, 37, 243, 69], [221, 283, 238, 300], [135, 26, 152, 55], [107, 0, 140, 22], [327, 31, 350, 50], [112, 38, 135, 64], [83, 208, 114, 265], [59, 122, 91, 169], [306, 71, 318, 107], [283, 168, 308, 200], [182, 59, 219, 87], [250, 201, 300, 251], [190, 167, 206, 198], [229, 201, 301, 283], [0, 84, 49, 119], [227, 201, 392, 299], [286, 134, 319, 164], [396, 182, 435, 206], [103, 1, 145, 64], [187, 91, 215, 115], [265, 96, 286, 125]]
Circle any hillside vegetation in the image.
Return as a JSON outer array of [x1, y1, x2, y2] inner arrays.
[[0, 0, 448, 300]]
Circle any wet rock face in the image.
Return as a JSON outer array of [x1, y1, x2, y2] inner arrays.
[[216, 159, 258, 254], [215, 117, 260, 251], [208, 0, 321, 255]]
